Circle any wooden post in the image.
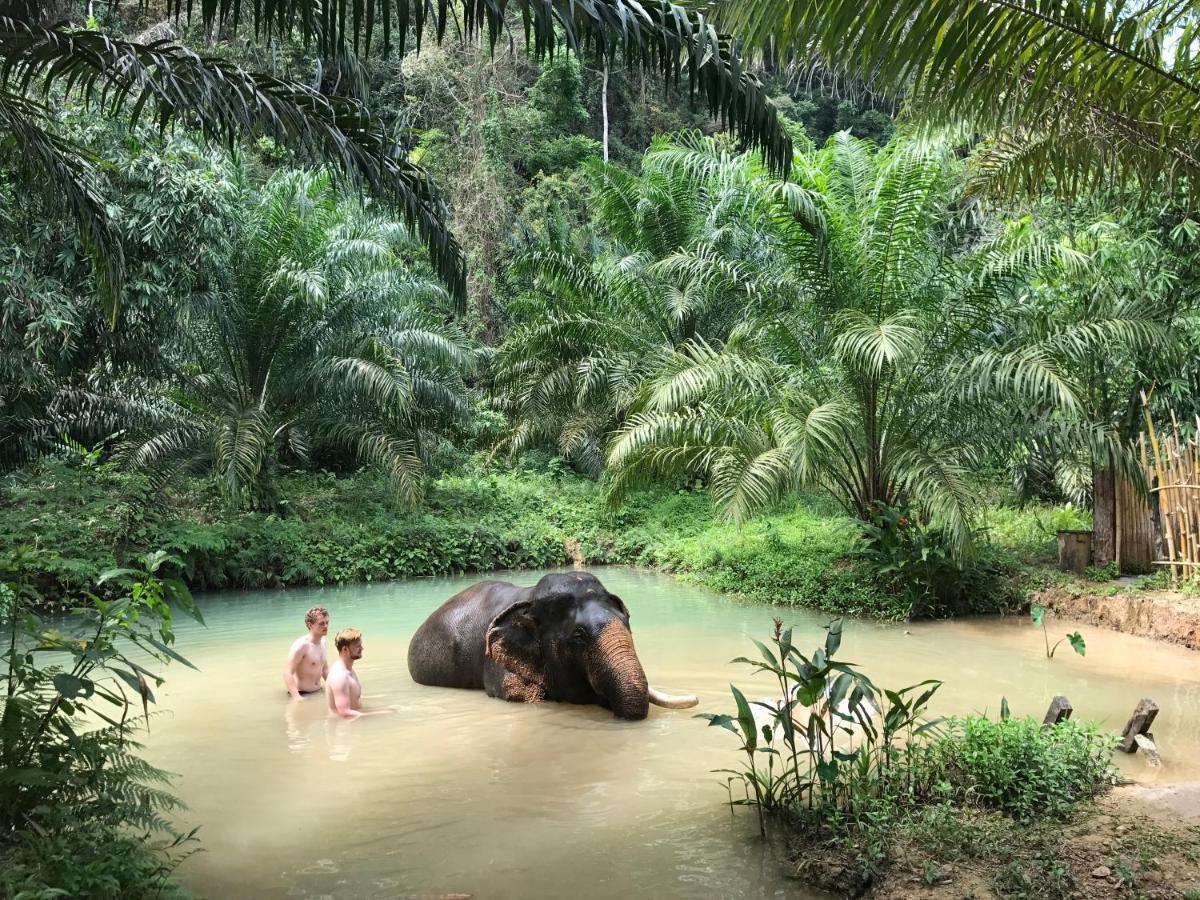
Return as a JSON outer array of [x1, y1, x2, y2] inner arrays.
[[1118, 698, 1159, 753], [1042, 696, 1073, 726], [1057, 531, 1092, 574]]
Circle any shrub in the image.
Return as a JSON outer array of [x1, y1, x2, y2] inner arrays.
[[857, 502, 1025, 619], [0, 817, 195, 900], [703, 624, 1118, 892], [0, 548, 200, 899], [918, 715, 1117, 820]]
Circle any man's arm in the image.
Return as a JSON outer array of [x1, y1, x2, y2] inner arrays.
[[329, 673, 362, 719], [283, 641, 306, 700], [321, 641, 329, 681]]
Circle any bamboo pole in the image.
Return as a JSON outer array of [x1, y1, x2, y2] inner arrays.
[[1172, 411, 1190, 580], [1142, 392, 1178, 587]]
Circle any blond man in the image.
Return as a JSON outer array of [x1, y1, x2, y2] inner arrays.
[[283, 606, 329, 699]]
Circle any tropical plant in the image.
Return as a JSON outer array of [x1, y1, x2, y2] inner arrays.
[[699, 619, 941, 847], [0, 0, 797, 322], [0, 545, 202, 893], [160, 0, 791, 169], [607, 134, 1097, 558], [713, 0, 1200, 197], [1004, 207, 1195, 507], [494, 133, 803, 471], [1030, 604, 1086, 659], [74, 169, 475, 508], [703, 623, 1115, 888], [0, 130, 245, 472]]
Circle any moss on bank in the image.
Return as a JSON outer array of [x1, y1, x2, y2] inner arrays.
[[1, 460, 1081, 618]]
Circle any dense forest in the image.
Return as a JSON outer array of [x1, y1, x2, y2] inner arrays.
[[3, 1, 1200, 898]]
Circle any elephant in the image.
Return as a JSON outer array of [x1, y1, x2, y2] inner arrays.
[[406, 571, 698, 720]]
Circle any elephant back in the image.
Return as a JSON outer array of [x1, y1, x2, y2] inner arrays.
[[407, 581, 524, 689]]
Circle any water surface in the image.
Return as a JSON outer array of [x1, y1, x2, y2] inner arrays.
[[145, 567, 1200, 899]]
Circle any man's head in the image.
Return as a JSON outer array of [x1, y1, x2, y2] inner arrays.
[[304, 606, 330, 637], [335, 627, 363, 661]]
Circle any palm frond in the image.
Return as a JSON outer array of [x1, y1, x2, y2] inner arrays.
[[183, 0, 791, 173], [714, 0, 1200, 195], [0, 87, 123, 322], [0, 19, 467, 304]]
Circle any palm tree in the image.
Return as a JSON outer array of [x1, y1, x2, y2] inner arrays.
[[0, 0, 791, 320], [0, 15, 465, 317], [605, 134, 1143, 558], [77, 170, 475, 508], [999, 210, 1186, 562], [493, 135, 797, 470], [713, 0, 1200, 196]]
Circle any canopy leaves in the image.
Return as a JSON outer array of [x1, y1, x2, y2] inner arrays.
[[714, 0, 1200, 196], [163, 0, 792, 174], [0, 18, 465, 316]]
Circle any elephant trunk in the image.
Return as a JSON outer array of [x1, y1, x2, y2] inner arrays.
[[587, 620, 649, 720]]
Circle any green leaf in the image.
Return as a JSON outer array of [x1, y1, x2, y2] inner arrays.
[[815, 759, 839, 783], [1067, 632, 1086, 657], [695, 713, 739, 734], [136, 634, 199, 671], [1031, 605, 1045, 628], [1000, 696, 1011, 721], [97, 567, 138, 585], [749, 639, 780, 670], [52, 673, 93, 699], [730, 684, 757, 751], [824, 618, 843, 658]]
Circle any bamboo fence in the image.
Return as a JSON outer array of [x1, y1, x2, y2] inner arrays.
[[1141, 392, 1200, 586]]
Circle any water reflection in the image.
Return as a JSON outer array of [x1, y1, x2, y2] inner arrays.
[[283, 695, 320, 755], [323, 715, 354, 763]]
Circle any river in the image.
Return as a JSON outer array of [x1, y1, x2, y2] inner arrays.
[[142, 566, 1200, 899]]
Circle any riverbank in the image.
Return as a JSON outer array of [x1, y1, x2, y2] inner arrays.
[[1033, 578, 1200, 650], [2, 459, 1084, 619], [871, 784, 1200, 900]]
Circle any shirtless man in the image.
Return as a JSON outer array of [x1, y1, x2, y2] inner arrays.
[[283, 606, 329, 699], [327, 628, 389, 719]]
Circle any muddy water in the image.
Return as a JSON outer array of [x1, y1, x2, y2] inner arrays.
[[145, 567, 1200, 900]]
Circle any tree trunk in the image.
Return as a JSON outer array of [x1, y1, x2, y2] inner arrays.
[[601, 62, 610, 163], [1093, 467, 1116, 567]]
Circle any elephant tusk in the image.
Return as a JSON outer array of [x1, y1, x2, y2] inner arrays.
[[648, 686, 699, 709]]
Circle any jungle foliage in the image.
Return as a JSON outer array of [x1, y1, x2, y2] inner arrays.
[[0, 550, 200, 898], [5, 4, 1200, 896]]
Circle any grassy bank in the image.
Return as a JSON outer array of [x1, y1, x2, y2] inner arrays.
[[1, 459, 1086, 618]]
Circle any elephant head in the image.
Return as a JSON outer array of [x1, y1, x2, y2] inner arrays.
[[483, 572, 696, 720]]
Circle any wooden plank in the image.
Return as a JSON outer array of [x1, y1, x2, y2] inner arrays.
[[1142, 395, 1178, 587], [1042, 696, 1073, 726], [1133, 733, 1161, 767], [1116, 475, 1153, 575], [1119, 698, 1159, 753], [1057, 532, 1091, 574]]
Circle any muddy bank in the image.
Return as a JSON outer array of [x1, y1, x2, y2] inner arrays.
[[870, 784, 1200, 900], [1032, 582, 1200, 650]]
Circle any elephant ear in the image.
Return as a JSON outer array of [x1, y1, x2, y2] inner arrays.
[[485, 600, 544, 684], [608, 593, 631, 621]]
